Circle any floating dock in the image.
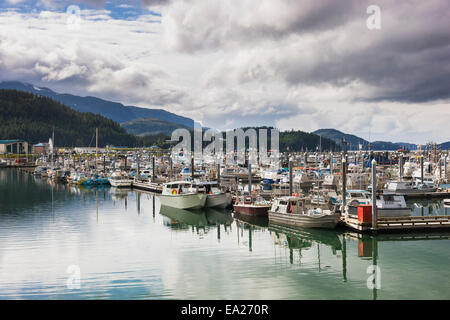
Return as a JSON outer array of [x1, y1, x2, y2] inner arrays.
[[341, 214, 450, 233]]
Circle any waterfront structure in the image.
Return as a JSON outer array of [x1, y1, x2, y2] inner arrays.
[[32, 142, 49, 154], [0, 139, 30, 154]]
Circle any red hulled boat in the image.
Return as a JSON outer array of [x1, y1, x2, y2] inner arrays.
[[233, 195, 271, 217]]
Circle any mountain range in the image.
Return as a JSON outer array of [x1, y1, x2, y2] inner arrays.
[[0, 89, 339, 151], [0, 81, 447, 150], [121, 117, 191, 136], [0, 90, 137, 147], [0, 81, 195, 129], [314, 129, 448, 151]]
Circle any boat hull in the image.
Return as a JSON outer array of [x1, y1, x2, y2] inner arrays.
[[268, 211, 340, 229], [110, 179, 133, 188], [206, 193, 229, 208], [158, 193, 207, 210], [233, 204, 270, 217], [377, 208, 411, 217]]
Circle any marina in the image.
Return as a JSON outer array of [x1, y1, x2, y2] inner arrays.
[[3, 144, 450, 235], [1, 133, 450, 301], [1, 167, 450, 299]]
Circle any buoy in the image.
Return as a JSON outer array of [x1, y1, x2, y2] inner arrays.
[[171, 189, 177, 195]]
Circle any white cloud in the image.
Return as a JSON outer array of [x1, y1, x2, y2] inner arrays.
[[0, 0, 449, 144]]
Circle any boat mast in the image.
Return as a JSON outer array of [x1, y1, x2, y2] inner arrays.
[[95, 128, 98, 174], [52, 128, 55, 167]]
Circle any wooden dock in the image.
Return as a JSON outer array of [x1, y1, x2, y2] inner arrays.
[[341, 214, 450, 233]]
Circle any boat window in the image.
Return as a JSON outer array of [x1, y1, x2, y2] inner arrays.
[[279, 201, 288, 205], [291, 201, 297, 206]]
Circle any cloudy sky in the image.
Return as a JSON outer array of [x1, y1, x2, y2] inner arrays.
[[0, 0, 449, 144]]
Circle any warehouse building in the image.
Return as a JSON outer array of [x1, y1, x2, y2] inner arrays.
[[0, 140, 31, 154]]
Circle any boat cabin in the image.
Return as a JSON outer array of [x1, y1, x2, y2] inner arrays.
[[376, 194, 407, 209], [191, 181, 222, 194], [346, 190, 371, 204], [235, 195, 269, 206], [270, 197, 311, 214], [384, 181, 415, 192], [162, 181, 200, 195]]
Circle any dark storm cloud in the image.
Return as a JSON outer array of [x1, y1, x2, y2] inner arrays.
[[165, 0, 449, 103], [275, 5, 450, 103]]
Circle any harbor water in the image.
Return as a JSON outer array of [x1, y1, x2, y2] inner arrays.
[[1, 168, 450, 299]]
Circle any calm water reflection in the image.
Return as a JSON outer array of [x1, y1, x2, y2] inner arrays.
[[1, 168, 450, 299]]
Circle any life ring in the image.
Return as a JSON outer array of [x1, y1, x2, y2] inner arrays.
[[172, 189, 178, 195]]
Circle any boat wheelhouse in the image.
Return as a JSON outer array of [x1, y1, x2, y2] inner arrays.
[[233, 195, 271, 216], [268, 196, 340, 229], [109, 170, 133, 188], [159, 181, 207, 210], [383, 181, 437, 194], [191, 181, 231, 208]]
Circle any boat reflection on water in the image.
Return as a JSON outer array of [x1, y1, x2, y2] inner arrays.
[[110, 187, 131, 201], [269, 223, 342, 254], [408, 199, 448, 216], [160, 205, 208, 230], [159, 205, 234, 236], [233, 212, 269, 252], [205, 207, 234, 226], [233, 212, 268, 228]]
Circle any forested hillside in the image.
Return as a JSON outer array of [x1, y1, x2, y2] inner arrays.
[[0, 90, 138, 147]]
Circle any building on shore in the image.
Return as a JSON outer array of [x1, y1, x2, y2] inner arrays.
[[0, 140, 30, 154], [32, 142, 50, 154]]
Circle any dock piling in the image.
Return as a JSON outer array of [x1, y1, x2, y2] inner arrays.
[[371, 159, 377, 231], [217, 163, 221, 185], [342, 157, 347, 214], [399, 154, 403, 181], [152, 156, 156, 182], [445, 155, 448, 181], [420, 155, 424, 185], [248, 162, 252, 194], [289, 158, 293, 196]]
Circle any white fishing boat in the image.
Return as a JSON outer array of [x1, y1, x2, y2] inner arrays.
[[109, 170, 133, 188], [158, 181, 207, 210], [192, 181, 230, 208], [383, 181, 437, 194], [376, 194, 412, 217], [348, 193, 411, 217], [268, 196, 341, 229]]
